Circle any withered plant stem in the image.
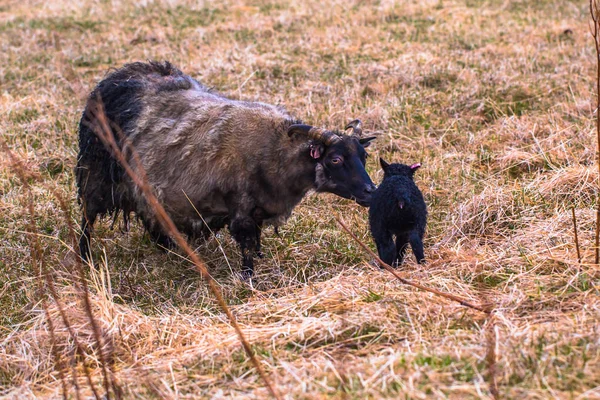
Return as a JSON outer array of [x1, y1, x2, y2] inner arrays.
[[2, 142, 122, 399], [1, 142, 91, 400], [334, 215, 491, 314], [590, 0, 600, 264], [485, 315, 499, 399], [53, 189, 121, 399], [572, 207, 582, 264], [86, 100, 281, 400], [41, 297, 69, 400], [597, 207, 600, 264]]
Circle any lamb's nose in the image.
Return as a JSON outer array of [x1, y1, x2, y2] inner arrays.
[[364, 184, 376, 194]]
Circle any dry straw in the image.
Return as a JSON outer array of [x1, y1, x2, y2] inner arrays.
[[1, 141, 102, 400], [334, 215, 491, 314], [83, 98, 281, 400], [334, 215, 498, 398]]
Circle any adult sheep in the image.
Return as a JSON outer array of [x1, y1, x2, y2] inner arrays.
[[76, 61, 376, 277]]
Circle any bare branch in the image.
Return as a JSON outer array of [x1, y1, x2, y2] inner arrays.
[[334, 215, 491, 314]]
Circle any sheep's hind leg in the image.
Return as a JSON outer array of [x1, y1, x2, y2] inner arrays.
[[149, 228, 176, 250], [252, 207, 266, 259], [229, 216, 259, 279], [255, 224, 264, 258], [143, 218, 175, 250]]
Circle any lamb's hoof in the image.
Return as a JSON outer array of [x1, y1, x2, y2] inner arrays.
[[256, 250, 264, 259], [368, 259, 390, 270]]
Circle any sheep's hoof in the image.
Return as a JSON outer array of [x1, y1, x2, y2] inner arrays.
[[240, 269, 254, 282], [156, 238, 176, 252]]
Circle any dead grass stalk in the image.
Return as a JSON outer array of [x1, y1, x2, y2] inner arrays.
[[572, 207, 582, 264], [334, 215, 491, 314], [84, 98, 281, 399], [1, 142, 88, 399], [590, 0, 600, 264]]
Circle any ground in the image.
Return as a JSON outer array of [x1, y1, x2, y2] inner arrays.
[[0, 0, 599, 398]]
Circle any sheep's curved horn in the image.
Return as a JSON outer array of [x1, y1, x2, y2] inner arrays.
[[288, 124, 341, 146], [344, 119, 363, 137]]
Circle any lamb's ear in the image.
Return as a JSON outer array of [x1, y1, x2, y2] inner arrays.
[[379, 157, 390, 171], [410, 163, 421, 173], [359, 136, 376, 148]]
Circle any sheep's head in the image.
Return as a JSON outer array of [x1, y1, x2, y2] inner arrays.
[[288, 120, 376, 206]]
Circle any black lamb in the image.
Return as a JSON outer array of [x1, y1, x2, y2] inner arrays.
[[369, 158, 427, 266]]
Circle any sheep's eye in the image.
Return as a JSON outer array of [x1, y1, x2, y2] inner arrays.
[[331, 156, 343, 165]]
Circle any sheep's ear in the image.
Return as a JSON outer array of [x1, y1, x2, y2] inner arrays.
[[309, 143, 324, 159], [379, 157, 390, 171], [359, 136, 376, 148], [410, 163, 421, 172]]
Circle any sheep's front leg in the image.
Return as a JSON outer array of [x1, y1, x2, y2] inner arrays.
[[79, 211, 97, 263], [230, 216, 259, 279]]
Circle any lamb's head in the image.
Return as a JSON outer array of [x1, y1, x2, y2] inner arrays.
[[379, 157, 421, 180], [288, 119, 376, 206]]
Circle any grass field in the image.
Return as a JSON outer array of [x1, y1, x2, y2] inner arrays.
[[1, 0, 599, 398]]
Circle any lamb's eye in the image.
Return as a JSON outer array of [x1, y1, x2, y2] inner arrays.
[[331, 157, 343, 165]]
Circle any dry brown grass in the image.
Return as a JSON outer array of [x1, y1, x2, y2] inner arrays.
[[1, 0, 600, 398]]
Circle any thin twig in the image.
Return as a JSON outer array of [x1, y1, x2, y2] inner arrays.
[[590, 0, 600, 264], [85, 99, 281, 400], [334, 215, 491, 314], [572, 207, 582, 264], [597, 207, 600, 264], [485, 314, 499, 399]]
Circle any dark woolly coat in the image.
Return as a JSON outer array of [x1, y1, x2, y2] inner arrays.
[[76, 61, 376, 276], [369, 160, 427, 266]]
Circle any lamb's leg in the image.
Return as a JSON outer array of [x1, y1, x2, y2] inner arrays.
[[374, 233, 396, 267], [409, 231, 425, 264], [395, 234, 410, 266], [370, 218, 396, 267]]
